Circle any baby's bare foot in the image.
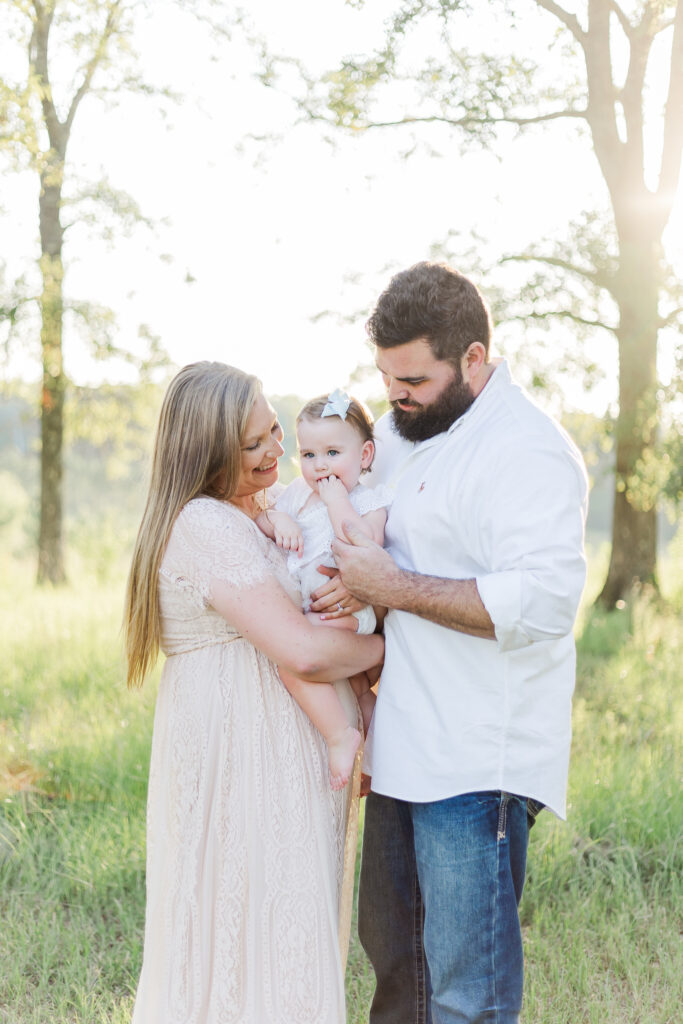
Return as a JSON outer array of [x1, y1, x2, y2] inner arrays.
[[327, 725, 362, 791]]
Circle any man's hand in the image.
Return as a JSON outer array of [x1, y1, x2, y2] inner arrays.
[[335, 521, 496, 638], [331, 520, 403, 607]]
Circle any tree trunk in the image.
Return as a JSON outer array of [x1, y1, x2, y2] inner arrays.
[[598, 231, 659, 608], [37, 167, 67, 585]]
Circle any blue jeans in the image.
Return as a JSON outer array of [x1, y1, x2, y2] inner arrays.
[[358, 790, 535, 1024]]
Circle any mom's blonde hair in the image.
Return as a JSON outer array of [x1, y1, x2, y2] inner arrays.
[[124, 361, 261, 688]]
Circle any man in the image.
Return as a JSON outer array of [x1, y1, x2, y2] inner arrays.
[[331, 262, 588, 1024]]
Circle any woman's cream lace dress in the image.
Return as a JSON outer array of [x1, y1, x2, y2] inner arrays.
[[131, 497, 360, 1024]]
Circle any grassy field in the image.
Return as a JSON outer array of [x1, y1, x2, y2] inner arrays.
[[0, 546, 681, 1023]]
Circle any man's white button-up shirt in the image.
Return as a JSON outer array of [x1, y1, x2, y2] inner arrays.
[[369, 360, 589, 818]]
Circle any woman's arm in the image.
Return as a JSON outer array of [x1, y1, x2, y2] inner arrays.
[[210, 574, 384, 681]]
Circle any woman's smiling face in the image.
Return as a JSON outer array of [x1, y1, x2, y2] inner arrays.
[[235, 393, 284, 496]]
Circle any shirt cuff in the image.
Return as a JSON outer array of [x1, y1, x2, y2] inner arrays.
[[476, 570, 532, 652]]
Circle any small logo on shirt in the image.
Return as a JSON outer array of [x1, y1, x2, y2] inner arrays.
[[418, 481, 426, 492]]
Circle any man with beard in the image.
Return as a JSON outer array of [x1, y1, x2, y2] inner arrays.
[[329, 262, 589, 1024]]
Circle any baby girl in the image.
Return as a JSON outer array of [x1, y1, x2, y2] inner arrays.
[[257, 390, 390, 789]]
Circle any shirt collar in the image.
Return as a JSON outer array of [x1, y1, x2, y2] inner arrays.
[[446, 358, 508, 436]]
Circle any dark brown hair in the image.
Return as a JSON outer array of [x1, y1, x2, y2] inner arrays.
[[366, 261, 492, 366]]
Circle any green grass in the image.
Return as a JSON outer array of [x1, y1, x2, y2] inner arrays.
[[1, 547, 681, 1023]]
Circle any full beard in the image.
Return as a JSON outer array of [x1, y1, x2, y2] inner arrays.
[[391, 369, 475, 443]]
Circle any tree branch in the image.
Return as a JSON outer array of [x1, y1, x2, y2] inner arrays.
[[65, 1, 124, 135], [608, 1, 634, 39], [658, 1, 683, 204], [534, 0, 586, 43], [30, 1, 64, 153], [0, 293, 38, 323], [500, 252, 611, 290], [653, 16, 675, 36], [658, 307, 683, 329], [580, 0, 626, 193], [312, 108, 588, 131], [618, 7, 655, 180], [507, 309, 617, 333]]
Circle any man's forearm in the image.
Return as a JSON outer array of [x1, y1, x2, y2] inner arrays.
[[333, 526, 495, 638], [370, 567, 495, 639]]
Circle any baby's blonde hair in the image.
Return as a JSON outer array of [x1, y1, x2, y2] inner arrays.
[[123, 361, 261, 687]]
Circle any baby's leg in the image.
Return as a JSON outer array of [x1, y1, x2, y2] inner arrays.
[[277, 665, 361, 791], [306, 613, 376, 734], [350, 674, 376, 735]]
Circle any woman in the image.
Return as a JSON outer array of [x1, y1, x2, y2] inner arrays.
[[124, 362, 383, 1024]]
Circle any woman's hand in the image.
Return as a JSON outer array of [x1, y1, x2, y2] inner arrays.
[[309, 565, 364, 619]]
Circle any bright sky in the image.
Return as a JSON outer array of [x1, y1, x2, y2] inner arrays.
[[1, 0, 681, 414]]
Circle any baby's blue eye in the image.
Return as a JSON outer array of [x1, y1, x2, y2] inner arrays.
[[327, 450, 339, 457]]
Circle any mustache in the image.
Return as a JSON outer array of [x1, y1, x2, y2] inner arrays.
[[391, 398, 421, 410]]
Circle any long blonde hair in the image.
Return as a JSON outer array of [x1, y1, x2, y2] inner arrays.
[[124, 361, 261, 687]]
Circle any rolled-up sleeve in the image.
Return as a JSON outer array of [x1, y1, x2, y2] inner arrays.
[[475, 438, 588, 653]]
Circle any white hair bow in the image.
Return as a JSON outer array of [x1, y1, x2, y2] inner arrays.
[[321, 388, 351, 420]]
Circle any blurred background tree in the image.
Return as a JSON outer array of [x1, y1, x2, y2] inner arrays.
[[1, 1, 680, 598], [0, 0, 233, 584], [260, 0, 683, 608]]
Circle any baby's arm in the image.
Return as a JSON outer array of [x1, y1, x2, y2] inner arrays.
[[318, 477, 387, 545], [361, 508, 387, 547], [255, 508, 304, 557]]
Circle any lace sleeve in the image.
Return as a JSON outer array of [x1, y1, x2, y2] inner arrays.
[[350, 482, 393, 518], [164, 497, 271, 601]]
